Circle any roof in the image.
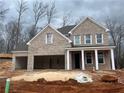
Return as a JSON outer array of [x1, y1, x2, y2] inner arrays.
[[14, 43, 28, 51], [58, 25, 76, 35], [13, 17, 110, 52], [27, 24, 72, 45], [68, 17, 110, 34]]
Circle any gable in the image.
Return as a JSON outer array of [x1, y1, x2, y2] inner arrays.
[[69, 17, 110, 46], [28, 25, 72, 55], [69, 17, 109, 34], [27, 25, 72, 45]]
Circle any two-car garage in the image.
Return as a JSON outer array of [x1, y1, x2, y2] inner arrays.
[[34, 55, 65, 69], [15, 55, 65, 70]]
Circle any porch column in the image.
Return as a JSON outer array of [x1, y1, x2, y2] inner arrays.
[[81, 50, 85, 70], [27, 54, 34, 71], [110, 49, 115, 70], [66, 50, 70, 70], [12, 54, 16, 71], [95, 49, 99, 70]]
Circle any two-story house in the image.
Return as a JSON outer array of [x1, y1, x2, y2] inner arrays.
[[12, 17, 116, 71]]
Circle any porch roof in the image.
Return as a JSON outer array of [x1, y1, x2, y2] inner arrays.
[[65, 45, 116, 51]]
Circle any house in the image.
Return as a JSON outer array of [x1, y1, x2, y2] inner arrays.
[[12, 17, 116, 71]]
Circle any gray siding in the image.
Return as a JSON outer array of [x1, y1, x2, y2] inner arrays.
[[70, 18, 109, 46]]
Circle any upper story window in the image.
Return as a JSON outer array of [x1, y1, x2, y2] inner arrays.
[[96, 33, 103, 44], [74, 35, 81, 45], [84, 34, 92, 44], [46, 33, 53, 44]]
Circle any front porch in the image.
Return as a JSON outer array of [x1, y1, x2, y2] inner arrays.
[[65, 46, 116, 70]]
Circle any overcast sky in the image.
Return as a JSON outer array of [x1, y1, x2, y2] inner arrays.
[[2, 0, 124, 27]]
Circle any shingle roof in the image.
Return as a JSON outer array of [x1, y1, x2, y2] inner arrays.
[[57, 25, 76, 35], [14, 25, 75, 51], [14, 43, 28, 51]]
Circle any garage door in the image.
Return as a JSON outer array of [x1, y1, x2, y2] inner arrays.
[[15, 57, 27, 69], [34, 55, 65, 69]]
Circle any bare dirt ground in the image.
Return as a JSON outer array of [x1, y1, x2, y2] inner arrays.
[[1, 78, 124, 93], [1, 62, 124, 93]]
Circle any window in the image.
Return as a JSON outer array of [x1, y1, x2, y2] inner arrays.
[[86, 53, 92, 64], [98, 52, 104, 63], [84, 34, 92, 44], [74, 35, 81, 45], [96, 34, 103, 44], [46, 33, 53, 44]]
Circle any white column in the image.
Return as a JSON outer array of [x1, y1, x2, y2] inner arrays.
[[12, 54, 16, 71], [111, 49, 115, 70], [66, 50, 70, 70], [27, 54, 34, 71], [81, 50, 85, 70], [95, 49, 99, 70]]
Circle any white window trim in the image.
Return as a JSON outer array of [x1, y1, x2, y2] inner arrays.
[[45, 33, 53, 44], [95, 34, 104, 44], [45, 34, 47, 44], [73, 35, 81, 45], [51, 34, 53, 44], [85, 52, 93, 64], [98, 51, 105, 64], [84, 34, 92, 44]]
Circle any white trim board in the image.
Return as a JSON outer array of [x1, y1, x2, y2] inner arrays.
[[12, 51, 28, 53], [66, 46, 116, 51], [27, 24, 72, 45], [68, 17, 110, 34]]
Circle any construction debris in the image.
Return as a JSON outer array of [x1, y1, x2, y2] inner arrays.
[[0, 62, 12, 70], [0, 54, 12, 58], [74, 73, 93, 83]]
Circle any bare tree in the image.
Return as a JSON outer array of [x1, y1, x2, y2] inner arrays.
[[0, 24, 6, 52], [28, 0, 47, 40], [4, 21, 17, 53], [0, 1, 8, 20], [62, 12, 71, 27], [0, 1, 9, 53], [46, 1, 57, 24], [105, 17, 124, 68], [15, 0, 28, 49]]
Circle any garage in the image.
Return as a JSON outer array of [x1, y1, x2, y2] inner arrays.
[[15, 57, 27, 69], [34, 55, 65, 69]]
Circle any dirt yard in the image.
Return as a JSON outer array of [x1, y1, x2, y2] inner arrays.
[[1, 78, 124, 93], [1, 62, 124, 93], [0, 70, 124, 93]]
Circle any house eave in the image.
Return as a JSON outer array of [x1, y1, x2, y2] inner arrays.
[[68, 17, 110, 34], [27, 24, 72, 45], [12, 51, 28, 53], [65, 45, 116, 50]]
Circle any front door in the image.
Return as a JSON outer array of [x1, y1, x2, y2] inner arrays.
[[74, 52, 81, 69]]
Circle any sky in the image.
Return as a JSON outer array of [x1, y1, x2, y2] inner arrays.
[[2, 0, 124, 27]]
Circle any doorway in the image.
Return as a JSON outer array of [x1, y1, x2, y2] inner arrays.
[[72, 51, 81, 69]]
